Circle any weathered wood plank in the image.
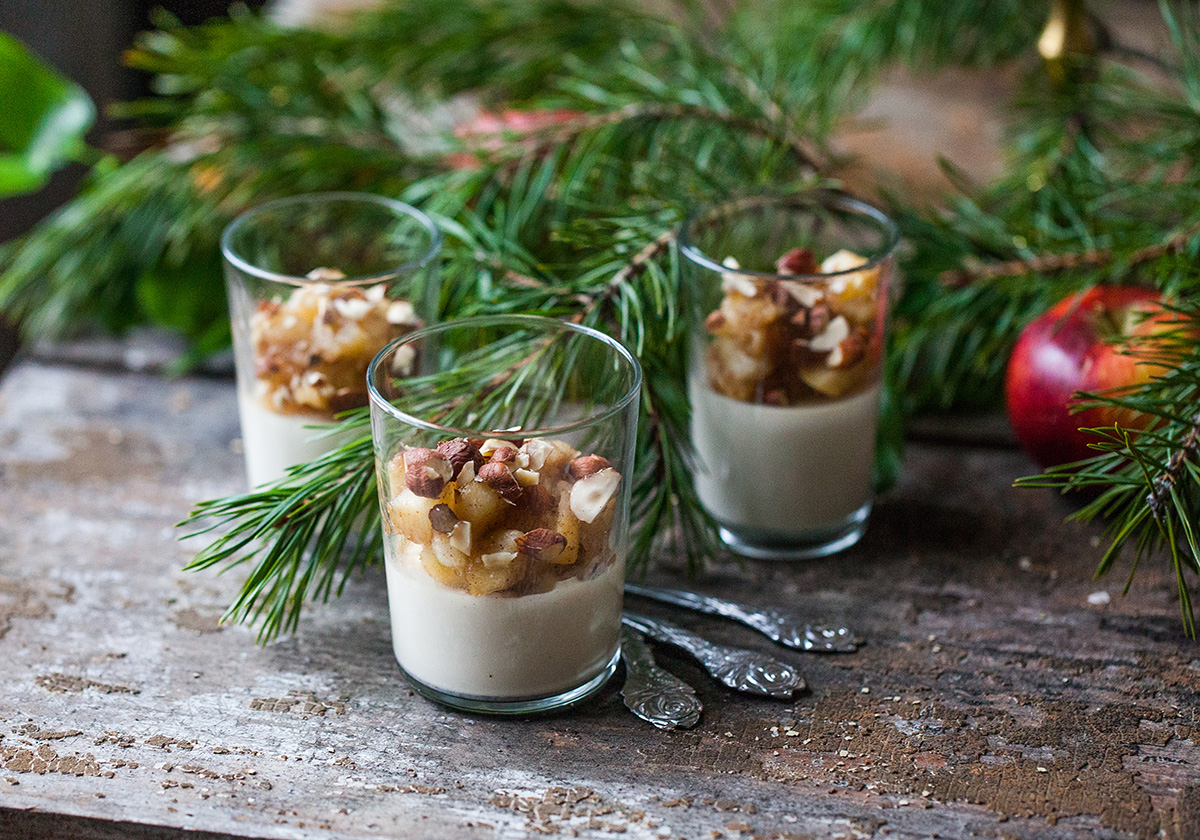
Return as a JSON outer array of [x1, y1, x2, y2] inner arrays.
[[1, 360, 1197, 840]]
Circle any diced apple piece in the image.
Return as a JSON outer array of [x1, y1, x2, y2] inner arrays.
[[707, 337, 770, 402], [465, 531, 527, 595], [553, 491, 582, 566], [451, 479, 508, 531], [386, 488, 438, 545], [821, 252, 879, 321], [465, 556, 529, 596], [578, 498, 616, 560], [430, 532, 469, 569], [798, 360, 872, 398], [421, 546, 466, 590], [525, 438, 578, 480], [385, 452, 407, 497]]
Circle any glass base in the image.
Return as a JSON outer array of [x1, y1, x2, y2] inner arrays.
[[716, 502, 872, 561], [396, 648, 620, 716]]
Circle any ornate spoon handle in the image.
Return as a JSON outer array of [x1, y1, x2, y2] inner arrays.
[[622, 612, 805, 699], [624, 583, 862, 653], [620, 628, 702, 730]]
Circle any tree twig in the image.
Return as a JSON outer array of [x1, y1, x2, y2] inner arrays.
[[940, 223, 1200, 288], [467, 102, 827, 174], [1147, 411, 1200, 521]]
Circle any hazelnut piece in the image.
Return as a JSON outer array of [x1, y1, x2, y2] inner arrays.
[[477, 461, 522, 503], [480, 438, 522, 458], [570, 468, 621, 523], [704, 310, 728, 334], [480, 550, 518, 569], [402, 448, 453, 498], [449, 520, 472, 555], [428, 503, 459, 534], [808, 314, 851, 353], [519, 438, 555, 471], [775, 247, 818, 276], [490, 445, 518, 464], [515, 529, 568, 562], [516, 484, 556, 518], [828, 329, 868, 368], [568, 454, 612, 481], [436, 438, 483, 480], [305, 266, 347, 281], [793, 302, 832, 337]]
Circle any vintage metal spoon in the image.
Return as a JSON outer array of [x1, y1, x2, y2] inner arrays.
[[624, 583, 862, 653], [622, 612, 806, 699], [620, 628, 702, 730]]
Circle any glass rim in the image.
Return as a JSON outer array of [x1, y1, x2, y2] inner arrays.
[[220, 191, 444, 287], [678, 190, 900, 281], [367, 314, 643, 439]]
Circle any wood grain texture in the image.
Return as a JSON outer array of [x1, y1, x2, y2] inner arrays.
[[0, 359, 1197, 840]]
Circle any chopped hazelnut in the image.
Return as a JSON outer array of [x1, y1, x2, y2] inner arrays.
[[436, 438, 484, 480], [518, 438, 555, 471], [448, 520, 472, 555], [780, 280, 824, 310], [828, 329, 868, 368], [305, 267, 347, 281], [516, 484, 556, 518], [793, 302, 832, 337], [775, 247, 818, 276], [428, 503, 459, 534], [479, 439, 510, 458], [515, 529, 568, 562], [568, 455, 612, 480], [570, 468, 621, 523], [514, 468, 540, 487], [808, 315, 851, 353], [477, 461, 522, 503], [386, 299, 419, 327], [457, 460, 476, 485], [403, 448, 453, 498], [480, 550, 518, 569], [490, 446, 518, 464]]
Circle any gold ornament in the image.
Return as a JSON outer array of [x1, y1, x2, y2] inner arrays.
[[1038, 0, 1097, 81]]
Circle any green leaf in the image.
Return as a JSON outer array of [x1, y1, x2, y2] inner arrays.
[[0, 32, 95, 198]]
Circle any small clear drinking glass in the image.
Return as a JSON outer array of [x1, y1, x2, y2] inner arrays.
[[367, 315, 642, 714], [679, 192, 899, 560], [222, 192, 442, 488]]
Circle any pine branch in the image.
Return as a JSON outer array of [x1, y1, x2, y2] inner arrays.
[[465, 103, 828, 173], [1147, 411, 1200, 521], [939, 222, 1200, 288]]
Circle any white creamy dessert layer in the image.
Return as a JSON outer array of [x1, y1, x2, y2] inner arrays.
[[384, 539, 624, 699], [689, 377, 880, 535], [236, 390, 355, 488]]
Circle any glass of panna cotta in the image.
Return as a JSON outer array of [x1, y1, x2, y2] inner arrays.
[[222, 193, 442, 488], [680, 192, 899, 560], [367, 315, 641, 714]]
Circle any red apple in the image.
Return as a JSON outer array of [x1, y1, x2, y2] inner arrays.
[[1005, 285, 1187, 467]]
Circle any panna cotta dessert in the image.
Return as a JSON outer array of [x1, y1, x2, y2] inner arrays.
[[380, 436, 625, 701], [690, 247, 886, 554], [237, 272, 421, 487]]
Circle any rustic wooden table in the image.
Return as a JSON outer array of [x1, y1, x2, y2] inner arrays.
[[1, 349, 1197, 840]]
